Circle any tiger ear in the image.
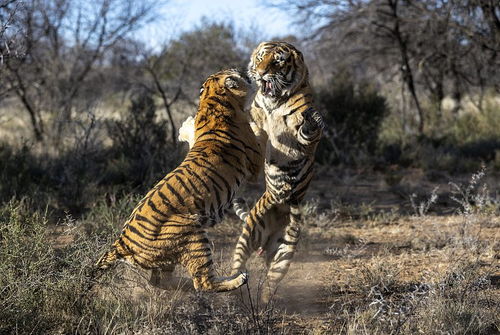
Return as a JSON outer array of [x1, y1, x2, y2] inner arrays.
[[225, 77, 239, 89]]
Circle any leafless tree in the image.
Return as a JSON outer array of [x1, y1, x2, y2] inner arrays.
[[0, 0, 23, 97], [267, 0, 499, 134], [2, 0, 158, 143], [409, 0, 500, 110]]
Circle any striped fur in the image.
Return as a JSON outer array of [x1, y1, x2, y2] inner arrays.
[[231, 41, 324, 301], [96, 69, 263, 292]]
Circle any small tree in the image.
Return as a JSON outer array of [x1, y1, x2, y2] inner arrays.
[[2, 0, 158, 144]]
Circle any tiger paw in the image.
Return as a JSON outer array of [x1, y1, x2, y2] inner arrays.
[[178, 116, 196, 148], [236, 271, 249, 287], [301, 108, 325, 133]]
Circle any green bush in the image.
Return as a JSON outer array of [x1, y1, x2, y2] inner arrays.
[[315, 72, 389, 165]]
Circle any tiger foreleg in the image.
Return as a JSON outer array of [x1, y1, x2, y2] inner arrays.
[[299, 108, 324, 145]]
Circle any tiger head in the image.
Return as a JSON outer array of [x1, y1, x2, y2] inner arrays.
[[199, 69, 253, 112], [248, 41, 308, 100]]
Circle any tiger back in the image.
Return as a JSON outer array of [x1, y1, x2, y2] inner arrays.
[[96, 69, 262, 292]]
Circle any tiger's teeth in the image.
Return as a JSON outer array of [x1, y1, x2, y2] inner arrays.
[[265, 81, 273, 95]]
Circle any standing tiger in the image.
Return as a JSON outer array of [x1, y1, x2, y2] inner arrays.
[[230, 41, 324, 301], [96, 69, 263, 292]]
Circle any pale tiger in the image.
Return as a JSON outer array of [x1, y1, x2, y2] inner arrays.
[[230, 41, 324, 302]]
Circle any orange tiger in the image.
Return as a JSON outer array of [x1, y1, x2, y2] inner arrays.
[[96, 69, 263, 292]]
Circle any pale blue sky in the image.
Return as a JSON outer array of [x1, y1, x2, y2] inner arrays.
[[136, 0, 298, 48]]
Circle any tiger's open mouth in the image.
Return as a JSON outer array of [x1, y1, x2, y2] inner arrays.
[[260, 79, 275, 97]]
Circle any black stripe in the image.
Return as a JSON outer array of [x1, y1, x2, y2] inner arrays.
[[189, 160, 223, 191], [196, 119, 210, 131], [275, 252, 294, 263], [212, 129, 261, 156], [186, 149, 209, 157], [292, 186, 308, 203], [196, 130, 221, 141], [208, 96, 232, 109], [118, 237, 133, 254], [194, 138, 249, 156], [122, 232, 158, 252], [134, 219, 159, 236], [135, 213, 156, 226], [198, 259, 214, 270], [198, 157, 232, 190], [288, 102, 309, 114], [156, 190, 178, 213], [215, 147, 242, 163], [184, 166, 211, 193], [127, 224, 157, 241], [289, 95, 304, 106], [166, 182, 186, 207], [213, 185, 221, 205], [147, 198, 169, 217], [294, 162, 314, 187], [186, 178, 199, 193]]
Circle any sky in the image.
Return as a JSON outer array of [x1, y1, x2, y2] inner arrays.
[[136, 0, 298, 49]]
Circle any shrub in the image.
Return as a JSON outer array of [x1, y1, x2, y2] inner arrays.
[[0, 197, 284, 334], [315, 72, 389, 165], [106, 89, 181, 190], [0, 144, 46, 204]]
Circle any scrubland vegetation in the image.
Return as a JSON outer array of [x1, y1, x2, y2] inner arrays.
[[0, 0, 499, 334]]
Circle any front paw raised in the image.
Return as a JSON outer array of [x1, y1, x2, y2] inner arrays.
[[301, 108, 325, 134]]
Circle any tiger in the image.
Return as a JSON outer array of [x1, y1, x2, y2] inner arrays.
[[96, 69, 263, 293], [230, 41, 324, 302]]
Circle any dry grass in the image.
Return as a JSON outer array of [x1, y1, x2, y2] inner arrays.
[[0, 167, 499, 334]]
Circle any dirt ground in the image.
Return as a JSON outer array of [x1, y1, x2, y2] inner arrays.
[[49, 168, 500, 333], [221, 168, 499, 332]]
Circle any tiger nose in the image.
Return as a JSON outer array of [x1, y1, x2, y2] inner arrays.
[[257, 68, 268, 77]]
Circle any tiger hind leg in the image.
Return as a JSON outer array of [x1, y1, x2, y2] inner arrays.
[[231, 192, 277, 275], [179, 231, 248, 292], [262, 204, 301, 303], [149, 263, 176, 289]]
